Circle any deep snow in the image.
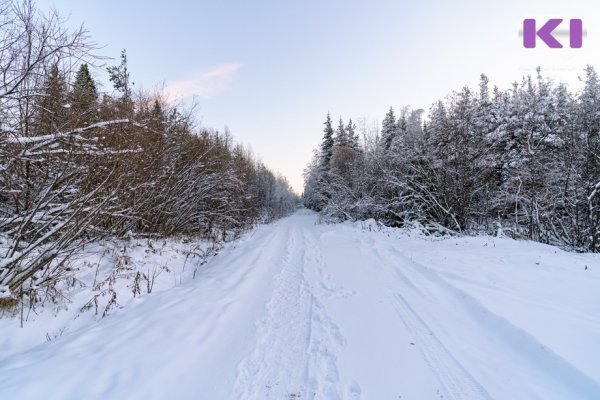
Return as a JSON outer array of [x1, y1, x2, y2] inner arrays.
[[0, 210, 599, 399]]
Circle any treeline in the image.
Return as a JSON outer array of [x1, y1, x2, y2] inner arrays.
[[0, 0, 298, 304], [304, 68, 600, 252]]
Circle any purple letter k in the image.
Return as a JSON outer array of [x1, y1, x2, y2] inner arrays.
[[523, 19, 563, 48]]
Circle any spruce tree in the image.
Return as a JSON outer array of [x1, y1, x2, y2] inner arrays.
[[335, 117, 348, 148], [35, 64, 67, 134], [149, 99, 165, 132], [393, 114, 407, 151], [346, 119, 360, 151], [579, 65, 600, 251], [381, 107, 397, 151], [70, 63, 98, 126], [320, 113, 335, 170], [332, 117, 353, 177]]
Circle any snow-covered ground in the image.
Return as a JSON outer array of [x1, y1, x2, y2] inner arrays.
[[0, 210, 599, 399]]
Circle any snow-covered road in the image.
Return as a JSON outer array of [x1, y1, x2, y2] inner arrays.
[[1, 210, 599, 399]]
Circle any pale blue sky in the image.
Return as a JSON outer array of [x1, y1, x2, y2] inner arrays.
[[38, 0, 600, 192]]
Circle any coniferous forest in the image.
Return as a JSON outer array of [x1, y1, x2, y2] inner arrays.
[[304, 69, 600, 252], [0, 1, 298, 303], [1, 2, 600, 398]]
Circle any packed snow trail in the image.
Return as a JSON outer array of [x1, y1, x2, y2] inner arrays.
[[1, 210, 599, 399]]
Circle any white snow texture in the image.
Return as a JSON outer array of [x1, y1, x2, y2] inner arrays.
[[0, 210, 599, 399]]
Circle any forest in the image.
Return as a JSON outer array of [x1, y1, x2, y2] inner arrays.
[[1, 2, 598, 398], [0, 0, 298, 306], [304, 69, 600, 252]]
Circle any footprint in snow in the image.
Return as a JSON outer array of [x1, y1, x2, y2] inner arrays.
[[348, 380, 362, 399]]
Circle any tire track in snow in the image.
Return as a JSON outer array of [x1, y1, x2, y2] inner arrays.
[[360, 235, 491, 399], [373, 241, 600, 399], [390, 293, 493, 400]]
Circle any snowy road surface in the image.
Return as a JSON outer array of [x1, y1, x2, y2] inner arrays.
[[1, 210, 599, 399]]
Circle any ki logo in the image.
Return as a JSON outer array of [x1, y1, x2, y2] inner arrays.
[[523, 19, 583, 48]]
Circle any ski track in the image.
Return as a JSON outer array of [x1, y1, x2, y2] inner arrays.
[[233, 214, 495, 399], [2, 210, 599, 399]]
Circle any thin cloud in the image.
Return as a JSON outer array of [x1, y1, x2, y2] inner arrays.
[[164, 62, 242, 99]]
